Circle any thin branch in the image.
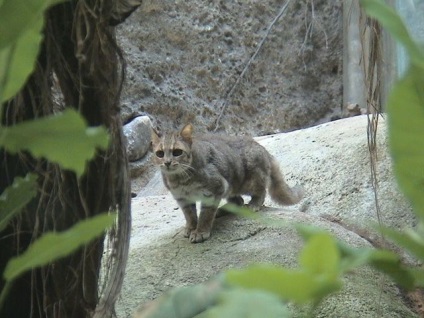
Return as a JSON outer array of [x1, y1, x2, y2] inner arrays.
[[213, 0, 293, 132], [301, 0, 315, 50], [299, 0, 329, 71]]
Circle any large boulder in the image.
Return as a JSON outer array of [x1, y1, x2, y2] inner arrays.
[[123, 116, 152, 162], [118, 116, 417, 317]]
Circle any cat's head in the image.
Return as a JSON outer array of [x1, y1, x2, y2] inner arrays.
[[151, 124, 193, 175]]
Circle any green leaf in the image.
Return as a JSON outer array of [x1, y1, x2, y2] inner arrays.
[[334, 240, 416, 289], [300, 232, 340, 275], [387, 67, 424, 220], [226, 265, 311, 303], [218, 202, 288, 228], [296, 224, 324, 240], [0, 109, 110, 176], [166, 281, 222, 318], [380, 227, 424, 261], [0, 18, 43, 102], [409, 268, 424, 287], [297, 226, 418, 290], [0, 0, 68, 49], [0, 174, 37, 232], [296, 225, 367, 272], [225, 264, 342, 305], [337, 245, 376, 272], [132, 276, 226, 318], [200, 289, 290, 318], [368, 249, 415, 289], [218, 202, 259, 218], [360, 0, 424, 69], [0, 0, 70, 102], [3, 213, 116, 281]]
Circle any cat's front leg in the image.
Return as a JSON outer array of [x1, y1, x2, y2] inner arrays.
[[189, 200, 219, 243], [176, 199, 197, 238]]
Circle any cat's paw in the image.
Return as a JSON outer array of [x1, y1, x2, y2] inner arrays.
[[183, 226, 195, 238], [189, 230, 210, 243], [247, 203, 263, 212]]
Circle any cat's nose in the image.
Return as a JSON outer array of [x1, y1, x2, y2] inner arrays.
[[164, 161, 171, 167]]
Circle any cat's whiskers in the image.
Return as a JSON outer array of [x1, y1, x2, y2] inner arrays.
[[180, 163, 194, 179], [181, 163, 195, 172]]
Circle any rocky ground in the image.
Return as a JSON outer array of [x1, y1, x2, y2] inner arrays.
[[116, 116, 418, 317]]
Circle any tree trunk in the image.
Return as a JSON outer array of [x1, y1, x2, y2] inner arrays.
[[0, 0, 140, 316]]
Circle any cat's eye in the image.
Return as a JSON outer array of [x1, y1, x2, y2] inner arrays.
[[172, 149, 183, 157], [155, 150, 165, 158]]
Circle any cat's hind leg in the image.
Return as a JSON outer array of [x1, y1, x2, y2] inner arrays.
[[245, 170, 268, 211], [228, 195, 244, 206], [248, 188, 266, 212], [216, 195, 244, 217]]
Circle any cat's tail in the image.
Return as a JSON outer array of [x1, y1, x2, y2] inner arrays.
[[269, 159, 304, 205]]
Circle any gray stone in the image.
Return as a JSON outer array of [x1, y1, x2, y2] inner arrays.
[[123, 116, 152, 162], [117, 1, 344, 135]]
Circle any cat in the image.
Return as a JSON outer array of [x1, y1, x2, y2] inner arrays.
[[151, 124, 304, 243]]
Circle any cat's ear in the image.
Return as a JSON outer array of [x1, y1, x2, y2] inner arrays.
[[151, 127, 162, 148], [180, 124, 193, 143]]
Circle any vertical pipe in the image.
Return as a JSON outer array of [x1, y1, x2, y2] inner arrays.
[[343, 0, 366, 110]]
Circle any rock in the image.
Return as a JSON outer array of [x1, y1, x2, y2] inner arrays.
[[128, 155, 158, 198], [116, 1, 343, 136], [117, 116, 417, 317], [123, 116, 152, 162], [136, 169, 168, 197], [345, 103, 367, 117]]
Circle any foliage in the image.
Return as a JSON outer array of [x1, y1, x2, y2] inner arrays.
[[0, 109, 109, 176], [0, 214, 116, 306], [386, 67, 424, 220], [138, 1, 424, 317], [361, 0, 424, 284], [199, 289, 290, 318], [0, 0, 115, 311], [0, 0, 68, 102], [132, 275, 290, 318], [134, 277, 225, 318], [0, 174, 37, 232], [226, 232, 342, 306], [3, 213, 116, 282]]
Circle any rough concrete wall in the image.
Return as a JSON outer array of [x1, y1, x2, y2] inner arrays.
[[117, 0, 343, 136]]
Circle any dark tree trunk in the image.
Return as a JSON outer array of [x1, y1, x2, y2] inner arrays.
[[0, 0, 140, 317]]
